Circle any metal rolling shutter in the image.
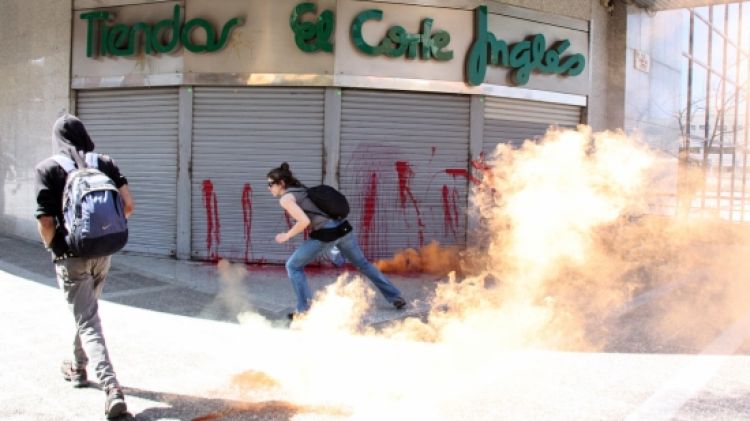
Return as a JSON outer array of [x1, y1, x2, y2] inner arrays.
[[339, 89, 471, 260], [483, 97, 582, 156], [76, 89, 179, 256], [191, 87, 325, 263]]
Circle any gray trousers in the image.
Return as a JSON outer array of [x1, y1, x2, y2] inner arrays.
[[55, 256, 119, 390]]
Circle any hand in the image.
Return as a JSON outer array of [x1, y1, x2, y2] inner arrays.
[[47, 231, 70, 257], [275, 233, 289, 244]]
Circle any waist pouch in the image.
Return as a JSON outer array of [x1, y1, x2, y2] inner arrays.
[[310, 220, 352, 242]]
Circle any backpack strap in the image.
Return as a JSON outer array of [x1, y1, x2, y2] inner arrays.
[[52, 152, 99, 173], [51, 155, 76, 173], [285, 187, 328, 218], [85, 152, 99, 169]]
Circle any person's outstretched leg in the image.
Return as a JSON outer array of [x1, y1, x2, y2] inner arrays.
[[56, 257, 127, 418], [336, 233, 405, 307], [285, 239, 326, 313]]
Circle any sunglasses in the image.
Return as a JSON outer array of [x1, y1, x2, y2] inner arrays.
[[267, 181, 277, 188]]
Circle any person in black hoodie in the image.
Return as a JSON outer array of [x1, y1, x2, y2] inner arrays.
[[35, 114, 134, 419]]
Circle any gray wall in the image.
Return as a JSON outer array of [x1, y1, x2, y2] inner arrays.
[[622, 6, 688, 197], [0, 0, 73, 241], [588, 0, 619, 131], [624, 6, 687, 157]]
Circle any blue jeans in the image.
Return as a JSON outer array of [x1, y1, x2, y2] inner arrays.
[[285, 222, 403, 312]]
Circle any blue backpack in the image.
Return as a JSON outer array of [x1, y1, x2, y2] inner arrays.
[[52, 153, 128, 258]]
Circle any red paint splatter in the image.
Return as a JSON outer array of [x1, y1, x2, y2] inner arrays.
[[361, 172, 379, 256], [445, 168, 482, 186], [451, 187, 460, 227], [441, 185, 456, 237], [202, 180, 221, 261], [241, 183, 253, 263], [395, 161, 424, 246], [441, 185, 461, 238]]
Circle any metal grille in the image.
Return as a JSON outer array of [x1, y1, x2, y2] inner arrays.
[[76, 88, 179, 256], [339, 89, 471, 260], [483, 97, 582, 156], [191, 87, 325, 263]]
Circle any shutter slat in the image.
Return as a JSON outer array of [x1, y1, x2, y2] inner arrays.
[[77, 88, 179, 256], [483, 97, 582, 156], [339, 89, 470, 260], [191, 87, 325, 263]]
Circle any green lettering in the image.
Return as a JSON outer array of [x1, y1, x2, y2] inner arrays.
[[213, 17, 244, 52], [465, 5, 586, 86], [418, 18, 433, 59], [487, 33, 508, 66], [182, 18, 216, 53], [80, 11, 110, 58], [290, 3, 333, 53], [382, 26, 409, 58], [509, 40, 531, 85], [351, 9, 383, 55], [100, 24, 110, 56], [431, 31, 452, 61], [466, 5, 489, 86], [107, 24, 131, 56], [130, 22, 153, 55], [151, 4, 182, 54]]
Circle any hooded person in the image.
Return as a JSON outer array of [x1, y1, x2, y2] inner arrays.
[[34, 113, 134, 419], [36, 114, 100, 257]]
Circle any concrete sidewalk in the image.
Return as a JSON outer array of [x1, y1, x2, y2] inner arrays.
[[0, 234, 437, 326], [0, 233, 440, 420]]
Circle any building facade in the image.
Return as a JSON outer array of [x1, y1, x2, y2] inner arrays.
[[3, 0, 728, 263]]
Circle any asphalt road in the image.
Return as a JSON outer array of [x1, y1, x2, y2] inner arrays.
[[1, 234, 749, 421]]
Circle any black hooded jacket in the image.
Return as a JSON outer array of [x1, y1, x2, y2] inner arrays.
[[34, 114, 128, 255]]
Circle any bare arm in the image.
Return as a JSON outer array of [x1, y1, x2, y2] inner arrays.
[[276, 193, 310, 243], [119, 185, 134, 218], [37, 216, 56, 247]]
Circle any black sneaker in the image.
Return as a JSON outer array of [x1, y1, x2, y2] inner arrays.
[[393, 297, 407, 310], [60, 360, 88, 388], [104, 387, 127, 419]]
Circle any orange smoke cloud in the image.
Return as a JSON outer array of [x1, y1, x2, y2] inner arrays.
[[374, 240, 461, 275], [216, 126, 750, 419]]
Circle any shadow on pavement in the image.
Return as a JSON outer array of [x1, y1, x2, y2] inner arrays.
[[121, 387, 347, 421]]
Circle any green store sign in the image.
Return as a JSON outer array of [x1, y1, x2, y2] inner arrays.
[[466, 6, 585, 86], [80, 3, 586, 87], [81, 5, 243, 57], [291, 3, 586, 87]]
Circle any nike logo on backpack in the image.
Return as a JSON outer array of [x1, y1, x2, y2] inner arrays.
[[102, 224, 112, 230]]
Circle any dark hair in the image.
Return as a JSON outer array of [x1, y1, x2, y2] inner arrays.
[[267, 162, 304, 188]]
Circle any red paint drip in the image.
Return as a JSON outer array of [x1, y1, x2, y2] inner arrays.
[[440, 185, 461, 238], [445, 168, 482, 186], [441, 185, 456, 237], [361, 172, 379, 256], [395, 161, 425, 246], [431, 146, 437, 157], [241, 183, 253, 263], [451, 186, 460, 228], [202, 180, 221, 261]]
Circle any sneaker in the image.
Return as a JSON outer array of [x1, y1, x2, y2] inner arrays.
[[104, 387, 127, 419], [60, 360, 88, 388], [393, 297, 407, 310], [287, 311, 305, 321]]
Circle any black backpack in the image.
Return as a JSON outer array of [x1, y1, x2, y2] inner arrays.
[[306, 185, 350, 219]]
